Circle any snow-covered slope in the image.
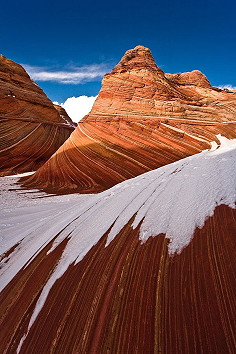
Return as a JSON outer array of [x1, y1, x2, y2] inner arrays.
[[0, 135, 236, 353]]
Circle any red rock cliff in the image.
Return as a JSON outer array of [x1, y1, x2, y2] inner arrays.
[[23, 46, 236, 192], [0, 55, 75, 176]]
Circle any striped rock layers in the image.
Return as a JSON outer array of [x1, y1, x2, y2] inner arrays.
[[1, 138, 236, 353], [0, 55, 75, 176], [1, 207, 235, 354], [23, 46, 236, 192]]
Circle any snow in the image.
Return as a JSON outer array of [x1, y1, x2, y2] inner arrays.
[[58, 113, 76, 128], [7, 171, 35, 178], [0, 135, 236, 342]]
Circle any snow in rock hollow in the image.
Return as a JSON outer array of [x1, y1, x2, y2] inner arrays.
[[0, 135, 236, 340]]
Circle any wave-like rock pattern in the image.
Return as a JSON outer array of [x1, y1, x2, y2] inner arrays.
[[23, 46, 236, 192], [0, 55, 75, 176], [1, 209, 235, 354], [0, 139, 235, 353]]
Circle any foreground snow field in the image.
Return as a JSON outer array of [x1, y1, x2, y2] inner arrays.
[[0, 135, 236, 348]]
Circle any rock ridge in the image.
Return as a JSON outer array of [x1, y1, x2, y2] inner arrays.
[[22, 46, 236, 192]]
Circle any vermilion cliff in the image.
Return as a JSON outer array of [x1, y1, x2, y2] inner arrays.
[[23, 45, 236, 192], [0, 55, 75, 176]]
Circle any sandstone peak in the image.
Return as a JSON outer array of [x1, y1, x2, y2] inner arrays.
[[111, 45, 163, 76], [23, 46, 236, 192], [121, 45, 153, 62]]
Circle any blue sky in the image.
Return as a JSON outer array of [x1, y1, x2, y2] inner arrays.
[[1, 0, 236, 102]]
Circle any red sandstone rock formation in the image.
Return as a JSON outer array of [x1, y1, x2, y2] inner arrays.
[[1, 47, 235, 354], [23, 46, 236, 192], [1, 207, 235, 354], [0, 55, 75, 176], [1, 137, 236, 352]]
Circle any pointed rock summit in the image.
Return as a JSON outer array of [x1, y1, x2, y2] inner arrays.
[[0, 55, 75, 176], [23, 46, 236, 192], [112, 45, 162, 73]]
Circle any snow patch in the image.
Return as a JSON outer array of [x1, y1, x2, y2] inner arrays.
[[7, 171, 35, 178]]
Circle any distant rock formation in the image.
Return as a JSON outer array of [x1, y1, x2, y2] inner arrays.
[[0, 55, 75, 176], [23, 46, 236, 192], [53, 103, 75, 126]]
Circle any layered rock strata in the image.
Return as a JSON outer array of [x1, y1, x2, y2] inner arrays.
[[1, 138, 236, 353], [1, 208, 235, 354], [23, 46, 236, 192], [0, 55, 75, 176]]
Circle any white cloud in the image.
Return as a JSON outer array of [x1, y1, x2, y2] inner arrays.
[[22, 63, 110, 84], [217, 84, 236, 91], [55, 96, 97, 122]]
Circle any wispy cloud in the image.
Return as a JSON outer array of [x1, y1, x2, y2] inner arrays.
[[217, 84, 236, 91], [54, 95, 97, 122], [22, 63, 111, 84]]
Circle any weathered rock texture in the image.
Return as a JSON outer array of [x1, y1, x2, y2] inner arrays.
[[0, 205, 235, 353], [23, 46, 236, 191], [0, 55, 75, 176], [1, 138, 236, 353], [53, 103, 75, 126]]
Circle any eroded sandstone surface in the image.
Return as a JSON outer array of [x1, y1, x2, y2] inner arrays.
[[23, 46, 236, 192], [0, 55, 75, 176], [1, 138, 236, 353]]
